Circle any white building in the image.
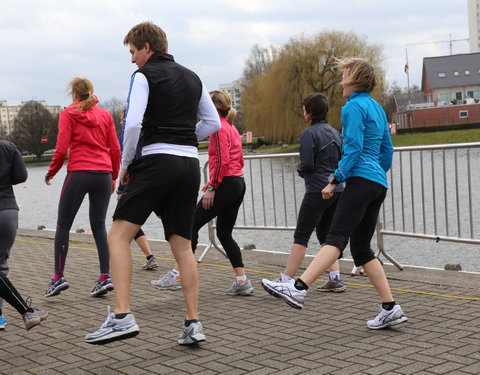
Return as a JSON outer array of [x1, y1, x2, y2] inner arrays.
[[468, 0, 480, 53], [218, 80, 242, 111], [0, 100, 61, 135]]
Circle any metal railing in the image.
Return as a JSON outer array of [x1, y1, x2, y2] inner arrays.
[[380, 142, 480, 247], [197, 142, 480, 272], [197, 153, 304, 262]]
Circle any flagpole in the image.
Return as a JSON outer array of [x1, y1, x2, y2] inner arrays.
[[405, 48, 411, 105]]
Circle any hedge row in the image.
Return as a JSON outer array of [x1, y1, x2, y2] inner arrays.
[[396, 122, 480, 134]]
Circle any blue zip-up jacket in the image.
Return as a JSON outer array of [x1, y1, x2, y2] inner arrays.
[[333, 91, 394, 189]]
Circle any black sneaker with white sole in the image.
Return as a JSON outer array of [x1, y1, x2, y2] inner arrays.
[[44, 276, 70, 297], [90, 277, 114, 297]]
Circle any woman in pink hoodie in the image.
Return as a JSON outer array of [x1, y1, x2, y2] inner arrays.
[[44, 77, 121, 298]]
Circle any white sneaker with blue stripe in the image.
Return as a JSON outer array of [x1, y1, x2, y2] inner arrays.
[[367, 304, 408, 329], [84, 306, 139, 344], [178, 320, 206, 345]]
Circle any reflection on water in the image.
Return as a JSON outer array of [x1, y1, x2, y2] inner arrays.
[[14, 151, 480, 273], [14, 159, 210, 244]]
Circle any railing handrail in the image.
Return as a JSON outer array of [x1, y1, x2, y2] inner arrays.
[[198, 143, 480, 272], [393, 142, 480, 152]]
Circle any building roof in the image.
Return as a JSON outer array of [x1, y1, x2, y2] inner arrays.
[[393, 92, 425, 111], [422, 52, 480, 90]]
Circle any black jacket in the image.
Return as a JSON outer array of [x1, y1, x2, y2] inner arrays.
[[0, 141, 28, 211], [136, 53, 203, 147], [297, 121, 343, 193]]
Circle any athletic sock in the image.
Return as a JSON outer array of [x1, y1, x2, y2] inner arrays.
[[53, 273, 63, 282], [329, 270, 340, 280], [382, 301, 396, 311], [185, 319, 198, 327], [99, 273, 109, 281], [294, 278, 309, 291], [171, 269, 180, 278], [115, 313, 129, 319], [146, 255, 154, 260], [236, 276, 247, 284]]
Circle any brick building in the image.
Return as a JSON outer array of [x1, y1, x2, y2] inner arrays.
[[393, 52, 480, 129]]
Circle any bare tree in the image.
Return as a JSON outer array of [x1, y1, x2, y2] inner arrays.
[[100, 97, 125, 136], [241, 31, 385, 143], [10, 101, 58, 159], [242, 44, 277, 81], [0, 126, 7, 141]]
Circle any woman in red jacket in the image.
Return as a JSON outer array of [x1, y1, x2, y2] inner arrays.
[[44, 77, 121, 298], [151, 91, 252, 295]]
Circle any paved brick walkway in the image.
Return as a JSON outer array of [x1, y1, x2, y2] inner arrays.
[[1, 229, 480, 374]]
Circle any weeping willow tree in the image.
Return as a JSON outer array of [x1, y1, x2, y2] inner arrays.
[[241, 30, 385, 143]]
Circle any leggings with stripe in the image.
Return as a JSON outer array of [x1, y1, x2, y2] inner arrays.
[[54, 171, 111, 275], [0, 274, 30, 315], [0, 209, 18, 309]]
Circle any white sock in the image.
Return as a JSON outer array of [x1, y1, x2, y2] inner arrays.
[[329, 270, 340, 280], [171, 269, 180, 277], [236, 275, 247, 284]]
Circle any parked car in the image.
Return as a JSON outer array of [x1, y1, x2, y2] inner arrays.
[[42, 149, 55, 156], [21, 151, 31, 156]]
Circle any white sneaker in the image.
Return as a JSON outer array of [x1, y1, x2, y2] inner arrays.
[[367, 304, 408, 329], [260, 278, 306, 309], [227, 279, 254, 296], [278, 273, 295, 284], [178, 320, 206, 345], [84, 306, 139, 344], [151, 270, 181, 290]]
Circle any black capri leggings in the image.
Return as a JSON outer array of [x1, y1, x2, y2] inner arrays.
[[54, 171, 112, 275], [293, 192, 340, 247], [191, 176, 246, 268], [134, 228, 145, 241], [325, 177, 387, 267]]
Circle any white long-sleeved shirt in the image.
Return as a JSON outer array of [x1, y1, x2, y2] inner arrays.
[[121, 72, 220, 169]]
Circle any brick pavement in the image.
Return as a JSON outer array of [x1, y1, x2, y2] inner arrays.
[[0, 229, 479, 375]]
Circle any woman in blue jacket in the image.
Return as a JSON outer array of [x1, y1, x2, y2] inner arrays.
[[262, 58, 408, 330]]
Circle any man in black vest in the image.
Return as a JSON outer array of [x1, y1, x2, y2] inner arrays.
[[85, 21, 220, 345]]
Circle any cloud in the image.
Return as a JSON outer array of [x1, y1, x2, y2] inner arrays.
[[0, 0, 471, 107]]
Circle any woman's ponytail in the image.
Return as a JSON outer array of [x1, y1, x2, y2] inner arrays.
[[68, 77, 96, 111], [209, 90, 236, 124]]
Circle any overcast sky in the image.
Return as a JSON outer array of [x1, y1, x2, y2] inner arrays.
[[0, 0, 470, 108]]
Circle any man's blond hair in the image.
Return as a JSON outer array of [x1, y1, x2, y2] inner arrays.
[[123, 21, 168, 52]]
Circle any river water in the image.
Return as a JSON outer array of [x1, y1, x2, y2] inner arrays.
[[13, 152, 480, 273]]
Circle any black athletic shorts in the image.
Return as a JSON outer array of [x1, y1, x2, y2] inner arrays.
[[113, 154, 200, 241]]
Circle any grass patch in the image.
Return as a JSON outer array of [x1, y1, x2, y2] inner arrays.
[[250, 128, 480, 153], [391, 128, 480, 147], [250, 144, 300, 153], [23, 155, 53, 164]]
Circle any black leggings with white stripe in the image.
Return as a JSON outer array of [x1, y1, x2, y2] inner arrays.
[[0, 274, 30, 315]]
